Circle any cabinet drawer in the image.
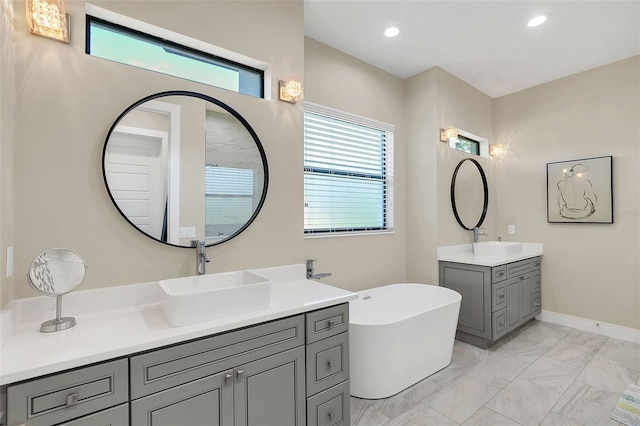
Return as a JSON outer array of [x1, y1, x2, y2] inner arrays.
[[507, 259, 533, 278], [58, 403, 129, 426], [492, 266, 507, 283], [131, 314, 304, 399], [306, 304, 349, 344], [533, 292, 541, 315], [492, 308, 508, 340], [307, 381, 350, 426], [532, 257, 542, 270], [492, 281, 506, 312], [533, 272, 541, 292], [306, 332, 349, 397], [7, 359, 128, 426]]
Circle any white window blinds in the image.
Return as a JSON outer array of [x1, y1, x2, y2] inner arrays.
[[205, 166, 254, 239], [304, 103, 394, 234]]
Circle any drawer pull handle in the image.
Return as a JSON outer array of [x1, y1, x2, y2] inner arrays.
[[535, 303, 541, 307], [236, 369, 244, 378], [66, 393, 79, 407], [225, 373, 233, 382], [327, 320, 336, 328], [520, 276, 525, 280], [497, 272, 504, 277], [327, 360, 335, 368], [498, 294, 505, 299], [328, 411, 335, 420]]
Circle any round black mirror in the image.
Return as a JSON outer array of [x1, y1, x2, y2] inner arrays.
[[451, 158, 488, 230], [102, 91, 268, 248]]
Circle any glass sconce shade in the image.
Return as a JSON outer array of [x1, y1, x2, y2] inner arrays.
[[26, 0, 69, 43]]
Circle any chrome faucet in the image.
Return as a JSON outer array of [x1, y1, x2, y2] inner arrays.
[[306, 259, 332, 280], [191, 240, 210, 275], [473, 227, 488, 243]]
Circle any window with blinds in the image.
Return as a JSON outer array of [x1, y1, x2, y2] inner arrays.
[[304, 104, 394, 235], [205, 165, 254, 239]]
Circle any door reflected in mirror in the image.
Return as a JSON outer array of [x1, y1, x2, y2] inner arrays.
[[103, 91, 268, 248]]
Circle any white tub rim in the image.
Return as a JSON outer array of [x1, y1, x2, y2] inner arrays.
[[349, 283, 461, 326]]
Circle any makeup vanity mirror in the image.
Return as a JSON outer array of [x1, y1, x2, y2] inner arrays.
[[27, 249, 87, 332], [102, 91, 268, 248], [450, 158, 488, 230]]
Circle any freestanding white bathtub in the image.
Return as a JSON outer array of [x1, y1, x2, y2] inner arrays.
[[349, 283, 461, 399]]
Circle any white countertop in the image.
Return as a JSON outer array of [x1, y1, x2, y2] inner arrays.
[[437, 243, 543, 266], [0, 264, 357, 386]]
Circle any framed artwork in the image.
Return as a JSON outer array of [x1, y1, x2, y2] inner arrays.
[[547, 156, 613, 223]]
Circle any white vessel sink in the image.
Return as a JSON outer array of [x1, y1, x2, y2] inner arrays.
[[473, 241, 523, 257], [159, 271, 272, 326]]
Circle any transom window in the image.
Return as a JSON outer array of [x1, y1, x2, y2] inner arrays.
[[86, 15, 264, 98], [451, 134, 480, 155], [448, 129, 489, 157], [304, 103, 394, 235]]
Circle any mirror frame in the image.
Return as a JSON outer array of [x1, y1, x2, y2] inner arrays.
[[102, 90, 269, 248], [450, 158, 488, 230]]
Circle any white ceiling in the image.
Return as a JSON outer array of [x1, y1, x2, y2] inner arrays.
[[304, 1, 640, 98]]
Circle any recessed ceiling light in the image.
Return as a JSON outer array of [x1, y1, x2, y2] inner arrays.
[[384, 25, 401, 38], [528, 13, 551, 27]]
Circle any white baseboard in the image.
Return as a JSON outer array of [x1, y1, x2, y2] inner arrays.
[[537, 310, 640, 344]]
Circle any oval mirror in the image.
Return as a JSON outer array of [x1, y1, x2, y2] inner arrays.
[[102, 91, 268, 248], [28, 248, 87, 296], [28, 248, 87, 332], [451, 158, 488, 230]]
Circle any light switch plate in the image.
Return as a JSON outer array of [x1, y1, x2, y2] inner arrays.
[[179, 227, 196, 238], [6, 246, 13, 277], [508, 224, 516, 234]]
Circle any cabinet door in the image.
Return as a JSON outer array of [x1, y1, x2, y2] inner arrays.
[[439, 262, 492, 339], [234, 346, 305, 426], [519, 274, 533, 323], [506, 277, 521, 331], [131, 370, 233, 426]]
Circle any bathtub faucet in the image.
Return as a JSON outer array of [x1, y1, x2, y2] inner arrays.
[[473, 227, 488, 243], [306, 259, 332, 280]]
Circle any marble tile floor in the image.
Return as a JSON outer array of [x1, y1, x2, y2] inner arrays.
[[351, 320, 640, 426]]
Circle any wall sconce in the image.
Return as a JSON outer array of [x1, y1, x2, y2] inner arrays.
[[490, 144, 506, 157], [279, 79, 303, 104], [26, 0, 70, 43], [440, 127, 458, 142]]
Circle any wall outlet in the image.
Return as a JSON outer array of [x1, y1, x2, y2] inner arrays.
[[508, 224, 516, 234], [6, 246, 13, 277], [179, 227, 196, 238]]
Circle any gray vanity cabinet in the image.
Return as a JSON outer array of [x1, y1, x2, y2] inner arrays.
[[3, 303, 351, 426], [439, 257, 541, 348]]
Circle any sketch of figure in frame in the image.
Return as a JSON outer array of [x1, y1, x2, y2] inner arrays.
[[556, 163, 597, 219]]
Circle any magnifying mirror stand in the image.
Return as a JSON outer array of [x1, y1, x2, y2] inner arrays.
[[40, 295, 76, 333]]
